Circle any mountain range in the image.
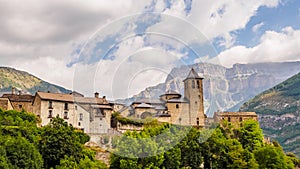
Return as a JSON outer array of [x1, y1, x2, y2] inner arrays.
[[117, 61, 300, 116], [240, 71, 300, 157], [0, 67, 70, 95]]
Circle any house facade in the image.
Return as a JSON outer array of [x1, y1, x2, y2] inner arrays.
[[32, 91, 113, 134]]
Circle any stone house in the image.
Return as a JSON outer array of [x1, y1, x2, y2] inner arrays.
[[1, 87, 34, 112], [213, 111, 258, 126], [0, 98, 13, 110], [32, 91, 113, 134]]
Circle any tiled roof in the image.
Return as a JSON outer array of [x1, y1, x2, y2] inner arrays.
[[2, 94, 34, 102], [37, 92, 109, 104], [37, 92, 74, 102], [74, 97, 107, 104]]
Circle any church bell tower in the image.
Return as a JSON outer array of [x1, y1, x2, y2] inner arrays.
[[183, 68, 205, 127]]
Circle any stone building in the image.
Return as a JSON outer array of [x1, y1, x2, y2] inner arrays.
[[1, 87, 34, 112], [213, 111, 258, 126], [120, 68, 206, 127], [0, 98, 13, 110], [32, 91, 113, 134]]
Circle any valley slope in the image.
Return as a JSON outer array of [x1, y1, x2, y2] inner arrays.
[[0, 67, 70, 95], [240, 72, 300, 157]]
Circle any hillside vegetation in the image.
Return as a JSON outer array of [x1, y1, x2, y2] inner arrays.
[[0, 67, 70, 94], [0, 109, 107, 169], [240, 72, 300, 157]]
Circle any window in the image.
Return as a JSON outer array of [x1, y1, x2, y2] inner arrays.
[[197, 80, 200, 88], [79, 113, 83, 121], [176, 104, 179, 109], [19, 105, 22, 109], [48, 101, 52, 108], [239, 117, 243, 122], [64, 103, 68, 110], [64, 112, 68, 119], [75, 105, 77, 110], [100, 117, 102, 121], [195, 101, 197, 104], [192, 80, 195, 88], [48, 110, 53, 118], [197, 118, 200, 126], [228, 117, 231, 122], [96, 109, 105, 117], [78, 122, 81, 126]]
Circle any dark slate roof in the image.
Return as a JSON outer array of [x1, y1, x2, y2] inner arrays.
[[2, 94, 34, 102], [155, 113, 171, 117], [136, 103, 155, 108], [167, 97, 189, 103], [183, 68, 203, 81]]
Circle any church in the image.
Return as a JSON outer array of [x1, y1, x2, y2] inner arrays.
[[120, 68, 206, 127]]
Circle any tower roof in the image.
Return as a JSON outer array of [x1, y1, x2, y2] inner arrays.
[[183, 68, 203, 81]]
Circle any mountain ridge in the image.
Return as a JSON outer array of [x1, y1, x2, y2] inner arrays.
[[0, 66, 71, 95], [117, 61, 300, 116]]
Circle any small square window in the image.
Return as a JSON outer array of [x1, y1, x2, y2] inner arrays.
[[19, 105, 22, 109]]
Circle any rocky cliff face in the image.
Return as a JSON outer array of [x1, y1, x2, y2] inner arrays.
[[118, 62, 300, 116], [240, 72, 300, 157], [0, 67, 70, 95]]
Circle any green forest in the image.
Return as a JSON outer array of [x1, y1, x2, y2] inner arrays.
[[0, 109, 299, 169], [0, 109, 107, 169]]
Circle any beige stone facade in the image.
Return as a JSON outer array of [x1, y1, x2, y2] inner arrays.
[[0, 98, 13, 110], [213, 111, 258, 127], [1, 91, 34, 112]]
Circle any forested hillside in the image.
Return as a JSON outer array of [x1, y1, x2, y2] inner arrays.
[[0, 67, 70, 94], [240, 72, 300, 157]]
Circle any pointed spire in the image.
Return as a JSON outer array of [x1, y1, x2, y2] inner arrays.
[[183, 68, 204, 81]]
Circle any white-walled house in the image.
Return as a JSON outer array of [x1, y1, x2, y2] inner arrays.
[[32, 91, 113, 134]]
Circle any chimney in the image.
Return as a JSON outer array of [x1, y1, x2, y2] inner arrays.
[[94, 92, 99, 98], [12, 87, 15, 95]]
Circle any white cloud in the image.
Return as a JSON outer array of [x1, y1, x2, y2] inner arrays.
[[252, 22, 264, 32], [0, 0, 149, 94], [0, 0, 291, 100], [187, 0, 279, 44], [211, 27, 300, 67]]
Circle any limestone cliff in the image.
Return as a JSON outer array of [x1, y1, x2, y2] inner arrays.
[[118, 62, 300, 116]]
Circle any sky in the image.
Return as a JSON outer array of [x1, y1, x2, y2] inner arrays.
[[0, 0, 300, 99]]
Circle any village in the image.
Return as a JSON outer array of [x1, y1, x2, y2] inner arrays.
[[0, 68, 258, 135]]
